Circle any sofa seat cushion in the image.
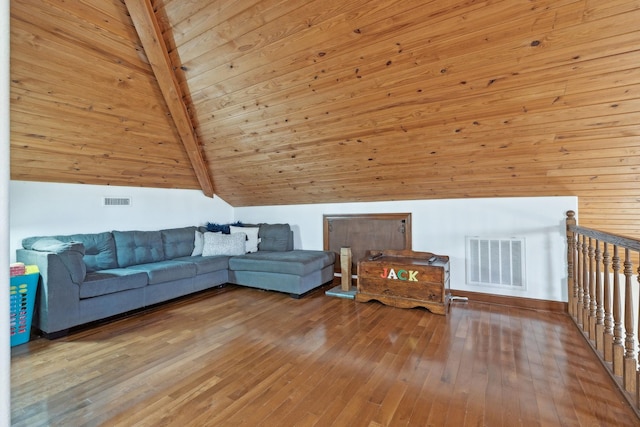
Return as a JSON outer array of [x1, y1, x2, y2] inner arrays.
[[173, 255, 230, 275], [229, 250, 335, 276], [126, 260, 196, 285], [81, 269, 148, 299]]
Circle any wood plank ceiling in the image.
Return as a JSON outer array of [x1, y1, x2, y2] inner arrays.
[[9, 0, 640, 236]]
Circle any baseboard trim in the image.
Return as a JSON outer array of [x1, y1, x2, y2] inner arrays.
[[450, 289, 567, 313]]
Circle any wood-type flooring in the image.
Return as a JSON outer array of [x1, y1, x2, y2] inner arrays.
[[10, 284, 639, 426]]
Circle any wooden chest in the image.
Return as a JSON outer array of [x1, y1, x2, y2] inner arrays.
[[356, 249, 450, 315]]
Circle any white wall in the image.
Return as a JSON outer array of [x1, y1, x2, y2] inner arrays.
[[9, 181, 234, 262], [8, 181, 577, 304], [1, 0, 10, 424], [235, 196, 577, 302]]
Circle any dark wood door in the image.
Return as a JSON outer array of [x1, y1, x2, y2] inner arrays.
[[323, 213, 412, 274]]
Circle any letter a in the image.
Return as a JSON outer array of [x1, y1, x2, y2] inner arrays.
[[387, 269, 398, 279]]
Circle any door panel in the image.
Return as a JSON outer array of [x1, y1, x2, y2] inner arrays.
[[323, 213, 412, 274]]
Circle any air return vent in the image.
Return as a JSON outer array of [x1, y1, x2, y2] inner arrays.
[[103, 197, 131, 207], [466, 237, 525, 289]]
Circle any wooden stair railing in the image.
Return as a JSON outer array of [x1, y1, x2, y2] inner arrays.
[[566, 211, 640, 416]]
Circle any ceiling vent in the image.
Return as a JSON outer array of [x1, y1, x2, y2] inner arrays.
[[103, 197, 131, 207]]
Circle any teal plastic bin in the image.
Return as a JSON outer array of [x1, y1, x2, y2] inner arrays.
[[10, 266, 39, 347]]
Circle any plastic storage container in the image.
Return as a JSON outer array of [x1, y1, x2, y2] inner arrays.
[[10, 265, 40, 346]]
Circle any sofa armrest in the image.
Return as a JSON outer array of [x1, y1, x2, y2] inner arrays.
[[16, 248, 82, 334]]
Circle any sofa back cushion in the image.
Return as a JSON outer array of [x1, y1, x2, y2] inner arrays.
[[161, 226, 197, 259], [258, 224, 293, 251], [30, 238, 87, 284], [113, 230, 165, 267], [23, 232, 117, 273]]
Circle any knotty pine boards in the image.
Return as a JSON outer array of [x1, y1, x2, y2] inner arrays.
[[10, 0, 202, 191], [10, 0, 640, 236]]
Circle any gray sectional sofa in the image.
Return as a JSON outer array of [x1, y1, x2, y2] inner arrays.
[[16, 223, 335, 338]]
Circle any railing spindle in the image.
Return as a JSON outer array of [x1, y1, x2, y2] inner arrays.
[[613, 245, 624, 377], [575, 236, 581, 318], [623, 249, 637, 393], [589, 238, 597, 339], [595, 240, 604, 350], [583, 235, 591, 334], [566, 211, 576, 319], [576, 235, 584, 327], [603, 242, 614, 363], [637, 260, 640, 409]]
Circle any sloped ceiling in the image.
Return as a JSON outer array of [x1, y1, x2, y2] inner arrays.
[[9, 0, 640, 235]]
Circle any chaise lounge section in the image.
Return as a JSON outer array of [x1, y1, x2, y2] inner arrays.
[[16, 223, 335, 338]]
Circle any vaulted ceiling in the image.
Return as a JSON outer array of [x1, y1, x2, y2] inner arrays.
[[9, 0, 640, 235]]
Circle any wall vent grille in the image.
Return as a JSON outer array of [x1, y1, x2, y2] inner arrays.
[[103, 197, 131, 207], [466, 237, 525, 289]]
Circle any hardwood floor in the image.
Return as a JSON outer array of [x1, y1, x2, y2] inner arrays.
[[10, 284, 639, 426]]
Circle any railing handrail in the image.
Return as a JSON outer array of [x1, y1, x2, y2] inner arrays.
[[567, 210, 640, 251], [568, 224, 640, 252]]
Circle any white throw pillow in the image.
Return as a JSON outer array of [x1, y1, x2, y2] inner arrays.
[[230, 226, 261, 253], [191, 230, 204, 256], [202, 232, 247, 256]]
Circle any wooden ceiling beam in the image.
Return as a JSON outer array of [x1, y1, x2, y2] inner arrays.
[[123, 0, 214, 197]]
